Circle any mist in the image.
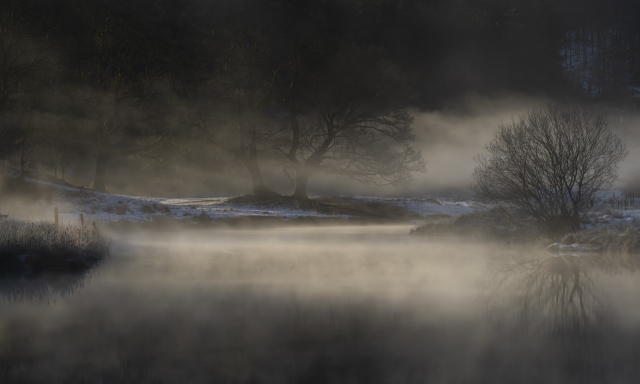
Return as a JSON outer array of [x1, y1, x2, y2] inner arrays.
[[3, 227, 640, 382], [2, 1, 640, 383], [1, 0, 638, 198]]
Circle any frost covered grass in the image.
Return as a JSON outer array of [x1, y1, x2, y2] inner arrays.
[[0, 220, 111, 272], [1, 170, 488, 226], [412, 209, 640, 258], [564, 224, 640, 256]]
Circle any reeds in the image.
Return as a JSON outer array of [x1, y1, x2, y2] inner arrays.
[[568, 224, 640, 255], [0, 220, 110, 271]]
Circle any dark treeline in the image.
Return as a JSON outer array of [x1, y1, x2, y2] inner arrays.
[[0, 0, 636, 197], [556, 0, 640, 99]]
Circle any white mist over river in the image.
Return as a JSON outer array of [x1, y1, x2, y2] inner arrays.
[[2, 225, 640, 383]]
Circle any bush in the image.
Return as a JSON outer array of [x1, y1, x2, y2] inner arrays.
[[473, 104, 627, 237], [0, 220, 111, 272]]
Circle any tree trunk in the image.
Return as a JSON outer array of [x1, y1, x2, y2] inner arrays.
[[286, 108, 300, 164], [20, 155, 26, 177], [20, 133, 26, 177], [544, 215, 580, 239], [292, 168, 311, 199], [250, 172, 268, 194], [241, 125, 274, 195], [90, 152, 110, 192], [244, 159, 271, 194]]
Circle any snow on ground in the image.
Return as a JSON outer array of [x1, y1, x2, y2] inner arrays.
[[7, 173, 640, 227], [350, 196, 483, 217], [2, 176, 489, 224], [583, 189, 640, 226], [44, 182, 350, 223]]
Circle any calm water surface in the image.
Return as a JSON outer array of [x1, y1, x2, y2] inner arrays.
[[1, 225, 640, 383]]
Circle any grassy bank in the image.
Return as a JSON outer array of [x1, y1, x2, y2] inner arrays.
[[411, 208, 541, 243], [412, 208, 640, 260], [564, 225, 640, 255], [0, 220, 111, 272]]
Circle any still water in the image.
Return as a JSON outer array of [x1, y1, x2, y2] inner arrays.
[[1, 225, 640, 383]]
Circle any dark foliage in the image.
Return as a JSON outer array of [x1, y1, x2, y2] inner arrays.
[[0, 220, 111, 272]]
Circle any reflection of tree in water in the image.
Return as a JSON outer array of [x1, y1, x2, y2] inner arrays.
[[0, 271, 92, 304], [481, 254, 632, 383], [484, 255, 611, 337]]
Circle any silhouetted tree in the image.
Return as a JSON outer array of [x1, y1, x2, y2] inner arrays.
[[209, 19, 280, 194], [279, 45, 425, 199], [62, 0, 177, 191], [473, 104, 627, 236], [0, 0, 58, 166]]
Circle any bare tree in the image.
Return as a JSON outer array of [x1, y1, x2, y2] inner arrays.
[[0, 0, 55, 109], [66, 1, 174, 192], [0, 0, 58, 166], [171, 5, 282, 196], [210, 30, 279, 194], [278, 45, 425, 199], [473, 104, 627, 236]]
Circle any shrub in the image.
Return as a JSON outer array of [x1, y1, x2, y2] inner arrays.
[[473, 104, 627, 237], [0, 220, 111, 272]]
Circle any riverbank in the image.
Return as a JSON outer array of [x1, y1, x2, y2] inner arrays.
[[0, 169, 484, 226]]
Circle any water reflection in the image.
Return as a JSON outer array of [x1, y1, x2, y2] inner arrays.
[[480, 253, 640, 383], [0, 271, 93, 304], [1, 229, 640, 383], [484, 254, 611, 337]]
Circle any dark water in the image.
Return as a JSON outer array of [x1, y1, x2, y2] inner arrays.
[[1, 225, 640, 383]]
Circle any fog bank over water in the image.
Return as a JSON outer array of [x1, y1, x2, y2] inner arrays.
[[303, 94, 546, 197], [3, 226, 640, 382], [19, 93, 637, 198], [394, 95, 640, 196]]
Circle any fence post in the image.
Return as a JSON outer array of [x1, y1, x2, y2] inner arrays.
[[80, 213, 84, 226], [54, 207, 58, 227]]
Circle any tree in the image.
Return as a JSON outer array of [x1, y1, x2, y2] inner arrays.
[[473, 104, 627, 236], [278, 45, 425, 199], [555, 0, 640, 100], [0, 0, 59, 165], [167, 1, 284, 195], [0, 0, 56, 109], [53, 0, 186, 191], [206, 19, 280, 195], [37, 90, 90, 181]]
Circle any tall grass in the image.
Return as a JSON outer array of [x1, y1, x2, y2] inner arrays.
[[567, 224, 640, 255], [0, 220, 110, 272]]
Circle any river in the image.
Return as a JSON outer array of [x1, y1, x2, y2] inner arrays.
[[1, 225, 640, 383]]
